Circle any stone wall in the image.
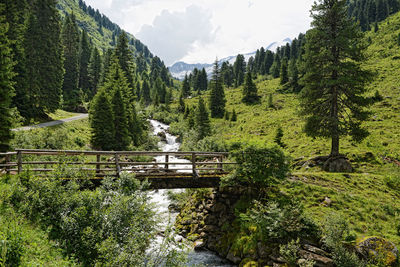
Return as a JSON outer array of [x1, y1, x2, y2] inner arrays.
[[175, 187, 335, 266]]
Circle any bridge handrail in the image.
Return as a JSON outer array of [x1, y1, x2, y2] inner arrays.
[[1, 149, 235, 177]]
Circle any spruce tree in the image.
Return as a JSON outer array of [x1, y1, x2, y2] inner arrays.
[[300, 0, 372, 164], [24, 0, 64, 118], [89, 90, 114, 151], [61, 13, 81, 111], [288, 59, 300, 92], [88, 47, 102, 99], [79, 30, 91, 98], [233, 54, 246, 87], [280, 59, 289, 85], [178, 93, 185, 113], [195, 98, 211, 140], [0, 5, 15, 152], [221, 62, 234, 87], [111, 87, 130, 150], [242, 71, 259, 104], [181, 74, 191, 97], [3, 0, 29, 119], [209, 59, 226, 118], [200, 68, 208, 91], [141, 79, 151, 105], [115, 31, 135, 88]]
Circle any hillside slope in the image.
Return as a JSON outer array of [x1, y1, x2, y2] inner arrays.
[[177, 12, 400, 246], [57, 0, 152, 59]]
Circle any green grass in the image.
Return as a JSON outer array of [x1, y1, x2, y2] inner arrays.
[[47, 110, 82, 120], [12, 118, 92, 151]]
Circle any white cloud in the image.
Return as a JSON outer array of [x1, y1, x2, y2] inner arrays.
[[83, 0, 315, 65], [136, 5, 215, 65]]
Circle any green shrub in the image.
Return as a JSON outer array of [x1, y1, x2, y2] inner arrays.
[[0, 221, 24, 266], [222, 145, 290, 187], [322, 213, 365, 267], [279, 238, 300, 267], [10, 171, 179, 266], [240, 200, 319, 243]]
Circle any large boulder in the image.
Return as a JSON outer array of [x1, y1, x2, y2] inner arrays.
[[323, 156, 353, 173], [356, 236, 398, 266]]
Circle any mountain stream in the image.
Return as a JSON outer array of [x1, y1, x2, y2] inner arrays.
[[148, 120, 233, 266]]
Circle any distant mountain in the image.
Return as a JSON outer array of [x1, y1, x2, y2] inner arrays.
[[169, 38, 292, 80]]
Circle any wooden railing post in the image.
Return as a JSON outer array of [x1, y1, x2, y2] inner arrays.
[[17, 150, 22, 174], [96, 154, 100, 176], [115, 153, 120, 177], [218, 155, 224, 172], [192, 152, 197, 178], [5, 153, 10, 175], [165, 154, 169, 170]]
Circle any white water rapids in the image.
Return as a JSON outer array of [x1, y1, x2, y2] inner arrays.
[[148, 120, 234, 266]]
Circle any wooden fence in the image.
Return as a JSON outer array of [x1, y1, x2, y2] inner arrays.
[[0, 149, 236, 179]]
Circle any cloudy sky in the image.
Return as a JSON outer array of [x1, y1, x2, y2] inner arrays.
[[83, 0, 315, 66]]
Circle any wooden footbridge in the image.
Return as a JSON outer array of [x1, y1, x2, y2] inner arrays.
[[0, 149, 236, 189]]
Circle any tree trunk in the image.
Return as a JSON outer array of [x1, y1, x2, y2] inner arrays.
[[331, 134, 340, 157]]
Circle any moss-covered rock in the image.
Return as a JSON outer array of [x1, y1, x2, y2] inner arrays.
[[356, 236, 398, 266]]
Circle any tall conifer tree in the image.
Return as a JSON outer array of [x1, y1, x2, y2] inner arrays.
[[24, 0, 64, 118], [88, 47, 102, 99], [89, 90, 114, 151], [300, 0, 372, 167], [3, 0, 28, 119], [115, 31, 135, 88], [61, 13, 81, 111], [195, 98, 211, 140], [0, 4, 15, 151], [242, 71, 259, 104], [79, 30, 91, 98], [209, 59, 226, 118]]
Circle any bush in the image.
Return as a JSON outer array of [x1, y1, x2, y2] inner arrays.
[[279, 238, 300, 267], [240, 200, 319, 243], [0, 220, 24, 266], [322, 213, 365, 267], [10, 171, 184, 266], [222, 145, 290, 187]]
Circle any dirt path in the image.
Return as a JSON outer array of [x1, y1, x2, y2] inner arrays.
[[12, 113, 88, 131]]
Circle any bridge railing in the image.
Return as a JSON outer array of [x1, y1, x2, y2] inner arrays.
[[0, 149, 236, 178]]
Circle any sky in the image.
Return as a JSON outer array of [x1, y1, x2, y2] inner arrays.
[[83, 0, 315, 66]]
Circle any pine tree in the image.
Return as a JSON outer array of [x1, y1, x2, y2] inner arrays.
[[181, 74, 191, 97], [288, 59, 300, 92], [270, 53, 281, 78], [3, 0, 29, 119], [209, 59, 226, 118], [221, 62, 234, 87], [0, 5, 15, 152], [200, 68, 208, 91], [89, 90, 114, 151], [178, 93, 185, 113], [242, 71, 259, 104], [24, 0, 64, 118], [280, 59, 289, 85], [115, 31, 135, 88], [141, 78, 151, 105], [61, 13, 81, 111], [111, 87, 130, 150], [88, 47, 102, 99], [79, 30, 91, 98], [233, 54, 246, 87], [300, 0, 372, 163], [195, 98, 211, 140]]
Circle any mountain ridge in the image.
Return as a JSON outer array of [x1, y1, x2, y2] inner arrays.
[[169, 38, 292, 80]]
